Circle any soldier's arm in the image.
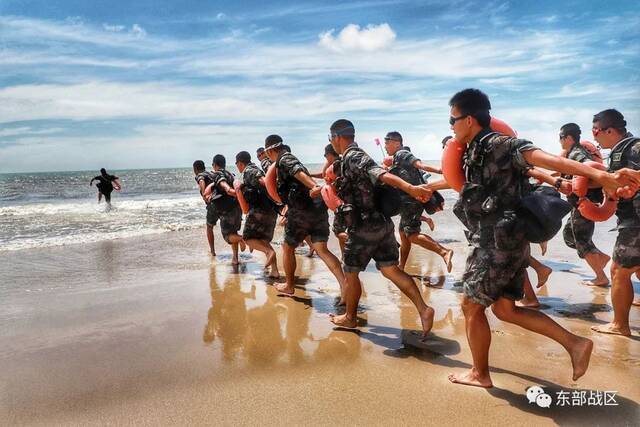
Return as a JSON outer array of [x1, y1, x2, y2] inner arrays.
[[218, 180, 236, 197], [197, 180, 208, 201], [527, 167, 572, 195], [524, 149, 639, 197], [379, 173, 431, 202], [414, 160, 442, 174], [424, 179, 451, 191]]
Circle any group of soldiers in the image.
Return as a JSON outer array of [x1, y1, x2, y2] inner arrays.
[[193, 88, 640, 389]]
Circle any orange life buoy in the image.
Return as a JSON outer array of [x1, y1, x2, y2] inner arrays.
[[580, 140, 603, 163], [441, 117, 518, 193], [572, 161, 617, 221], [321, 184, 343, 212], [324, 164, 337, 184], [265, 163, 282, 204], [233, 179, 249, 214], [383, 156, 393, 168], [441, 138, 466, 192]]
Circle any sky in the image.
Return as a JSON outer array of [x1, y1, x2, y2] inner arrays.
[[0, 0, 638, 173]]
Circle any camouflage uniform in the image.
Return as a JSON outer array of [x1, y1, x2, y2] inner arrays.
[[260, 157, 272, 174], [195, 171, 219, 226], [210, 169, 242, 243], [335, 143, 399, 272], [608, 133, 640, 268], [454, 129, 538, 307], [275, 151, 329, 247], [561, 143, 602, 258], [241, 162, 278, 242], [390, 148, 426, 236]]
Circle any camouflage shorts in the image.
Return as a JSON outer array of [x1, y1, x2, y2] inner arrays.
[[399, 203, 423, 236], [462, 241, 529, 307], [206, 203, 219, 226], [243, 208, 277, 242], [284, 206, 329, 247], [332, 211, 347, 235], [613, 227, 640, 268], [220, 204, 242, 243], [562, 208, 597, 258], [343, 218, 399, 272]]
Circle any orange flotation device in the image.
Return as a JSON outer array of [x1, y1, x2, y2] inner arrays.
[[572, 161, 617, 221], [233, 179, 249, 214], [442, 117, 517, 192], [265, 163, 282, 204], [383, 156, 393, 168], [321, 184, 343, 212], [580, 140, 603, 163]]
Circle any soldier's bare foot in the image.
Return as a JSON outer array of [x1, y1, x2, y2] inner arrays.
[[632, 299, 640, 307], [569, 337, 593, 381], [232, 257, 240, 265], [268, 270, 280, 279], [424, 216, 435, 231], [591, 323, 631, 337], [517, 299, 541, 309], [420, 306, 435, 337], [265, 250, 276, 269], [535, 265, 552, 288], [581, 278, 609, 287], [443, 249, 453, 273], [209, 250, 216, 257], [275, 283, 295, 295], [329, 313, 357, 329], [448, 369, 493, 388]]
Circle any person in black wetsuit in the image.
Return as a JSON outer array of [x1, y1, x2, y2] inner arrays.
[[90, 168, 119, 207]]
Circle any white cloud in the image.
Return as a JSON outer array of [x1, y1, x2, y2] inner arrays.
[[130, 24, 147, 38], [319, 23, 396, 52], [103, 23, 125, 32], [0, 127, 63, 138]]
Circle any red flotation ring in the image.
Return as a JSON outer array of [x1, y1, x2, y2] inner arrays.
[[572, 161, 617, 221], [383, 156, 393, 168], [441, 117, 518, 192], [265, 163, 282, 204], [233, 179, 249, 214], [321, 184, 343, 212]]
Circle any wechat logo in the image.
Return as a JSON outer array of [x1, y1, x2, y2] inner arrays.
[[526, 386, 553, 408]]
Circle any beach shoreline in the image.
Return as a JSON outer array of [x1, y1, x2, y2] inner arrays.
[[1, 218, 639, 425]]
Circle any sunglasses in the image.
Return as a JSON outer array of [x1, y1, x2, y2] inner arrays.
[[383, 137, 400, 143], [592, 126, 609, 136], [449, 115, 468, 126], [559, 134, 567, 140], [327, 134, 337, 142]]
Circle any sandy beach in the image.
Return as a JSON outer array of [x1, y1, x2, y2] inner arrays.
[[1, 209, 639, 426]]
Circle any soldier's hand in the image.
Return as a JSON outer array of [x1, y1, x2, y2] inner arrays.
[[614, 169, 640, 196], [409, 185, 432, 203], [309, 185, 322, 198], [558, 180, 572, 196]]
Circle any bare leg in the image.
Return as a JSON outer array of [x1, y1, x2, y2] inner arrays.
[[539, 241, 548, 256], [408, 233, 453, 273], [275, 242, 297, 295], [582, 251, 610, 287], [246, 238, 279, 277], [518, 272, 540, 308], [330, 272, 361, 328], [304, 236, 315, 257], [528, 255, 551, 288], [97, 192, 102, 204], [313, 241, 346, 303], [399, 230, 411, 271], [492, 297, 593, 380], [226, 233, 244, 265], [448, 297, 493, 388], [206, 224, 216, 256], [592, 263, 634, 336], [380, 265, 434, 336]]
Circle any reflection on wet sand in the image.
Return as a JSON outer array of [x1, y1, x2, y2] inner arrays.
[[204, 263, 362, 368]]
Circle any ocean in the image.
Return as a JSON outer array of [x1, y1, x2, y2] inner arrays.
[[0, 162, 457, 252]]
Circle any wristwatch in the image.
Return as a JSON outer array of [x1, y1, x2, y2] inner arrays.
[[553, 178, 563, 190]]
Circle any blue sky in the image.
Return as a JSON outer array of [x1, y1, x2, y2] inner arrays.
[[0, 0, 638, 173]]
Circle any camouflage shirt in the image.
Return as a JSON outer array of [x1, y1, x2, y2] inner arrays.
[[608, 133, 640, 228], [242, 162, 271, 212], [276, 151, 323, 211], [260, 157, 272, 174], [336, 143, 387, 213], [455, 129, 538, 247]]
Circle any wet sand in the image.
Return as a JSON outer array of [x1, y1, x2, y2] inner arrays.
[[1, 211, 639, 425]]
